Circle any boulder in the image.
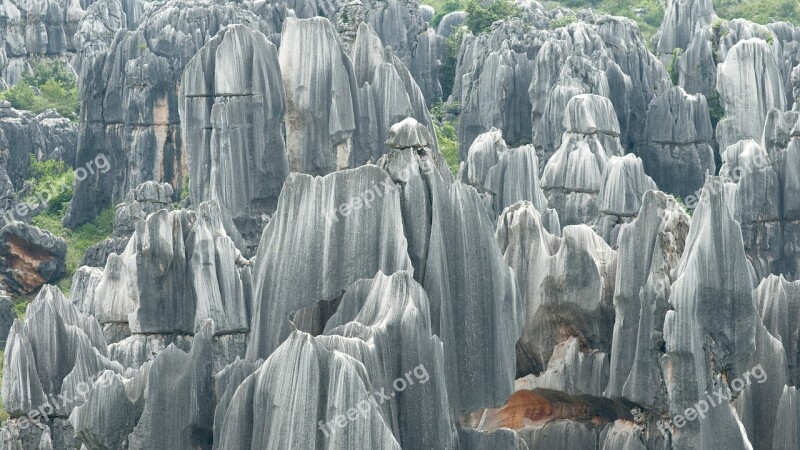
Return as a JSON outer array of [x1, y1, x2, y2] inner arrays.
[[0, 222, 66, 295]]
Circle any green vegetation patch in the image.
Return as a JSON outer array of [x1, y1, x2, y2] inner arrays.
[[0, 59, 80, 121]]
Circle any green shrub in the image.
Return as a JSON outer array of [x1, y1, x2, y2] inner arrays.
[[25, 155, 75, 215], [464, 0, 522, 34], [668, 48, 682, 85], [434, 121, 460, 175], [550, 14, 577, 29], [32, 207, 115, 295], [440, 26, 467, 100], [0, 59, 79, 121], [431, 0, 463, 27]]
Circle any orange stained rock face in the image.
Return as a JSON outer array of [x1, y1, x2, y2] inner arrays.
[[4, 235, 50, 293], [473, 388, 637, 433]]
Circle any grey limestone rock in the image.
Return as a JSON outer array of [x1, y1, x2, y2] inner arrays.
[[606, 191, 690, 408], [716, 38, 786, 152], [322, 271, 456, 449], [653, 0, 717, 64], [436, 11, 465, 38], [663, 176, 786, 449], [516, 336, 609, 397], [351, 23, 438, 163], [245, 166, 413, 359], [280, 16, 359, 175], [65, 0, 277, 227], [216, 331, 402, 449], [541, 94, 624, 227], [496, 202, 616, 377], [641, 86, 716, 200], [180, 24, 289, 242]]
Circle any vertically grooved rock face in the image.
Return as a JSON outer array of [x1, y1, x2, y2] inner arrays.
[[246, 166, 413, 360], [716, 38, 786, 152], [280, 16, 359, 175], [65, 0, 276, 227], [496, 202, 616, 377], [351, 23, 438, 164], [663, 176, 787, 450], [641, 86, 716, 200], [653, 0, 717, 64], [606, 191, 689, 408], [180, 24, 289, 240], [541, 94, 624, 227], [217, 331, 402, 449]]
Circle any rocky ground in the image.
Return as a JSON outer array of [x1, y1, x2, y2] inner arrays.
[[0, 0, 798, 448]]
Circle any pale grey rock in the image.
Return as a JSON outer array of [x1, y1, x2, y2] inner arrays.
[[641, 86, 715, 199], [351, 24, 438, 162], [591, 154, 657, 245], [377, 148, 523, 414], [246, 166, 413, 359], [436, 11, 465, 38], [280, 16, 358, 175], [65, 0, 277, 227], [456, 19, 539, 159], [212, 357, 261, 446], [126, 320, 215, 450], [653, 0, 717, 64], [716, 38, 786, 152], [385, 117, 433, 149], [663, 176, 786, 449], [485, 144, 560, 231], [460, 128, 506, 190], [322, 271, 455, 448], [458, 427, 530, 450], [0, 222, 66, 295], [541, 95, 624, 227], [409, 26, 443, 102], [417, 5, 433, 23], [81, 181, 174, 269], [755, 275, 800, 386], [773, 385, 800, 450], [180, 24, 288, 243], [607, 191, 690, 408], [216, 331, 402, 449], [516, 336, 608, 396], [496, 202, 616, 376], [793, 63, 800, 110]]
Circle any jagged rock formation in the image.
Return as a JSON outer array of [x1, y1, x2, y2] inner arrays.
[[755, 275, 800, 386], [641, 86, 716, 200], [458, 128, 560, 231], [0, 286, 124, 448], [437, 11, 465, 38], [65, 0, 279, 227], [716, 38, 786, 152], [351, 23, 438, 164], [590, 154, 658, 245], [653, 0, 717, 64], [540, 94, 624, 227], [0, 103, 78, 194], [0, 222, 66, 294], [496, 202, 616, 377], [455, 18, 538, 159], [280, 16, 359, 175], [180, 24, 289, 247], [606, 191, 690, 408], [70, 198, 252, 363], [663, 176, 787, 450], [81, 181, 174, 268]]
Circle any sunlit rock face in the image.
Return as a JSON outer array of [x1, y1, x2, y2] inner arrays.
[[180, 24, 289, 247], [653, 0, 717, 65]]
